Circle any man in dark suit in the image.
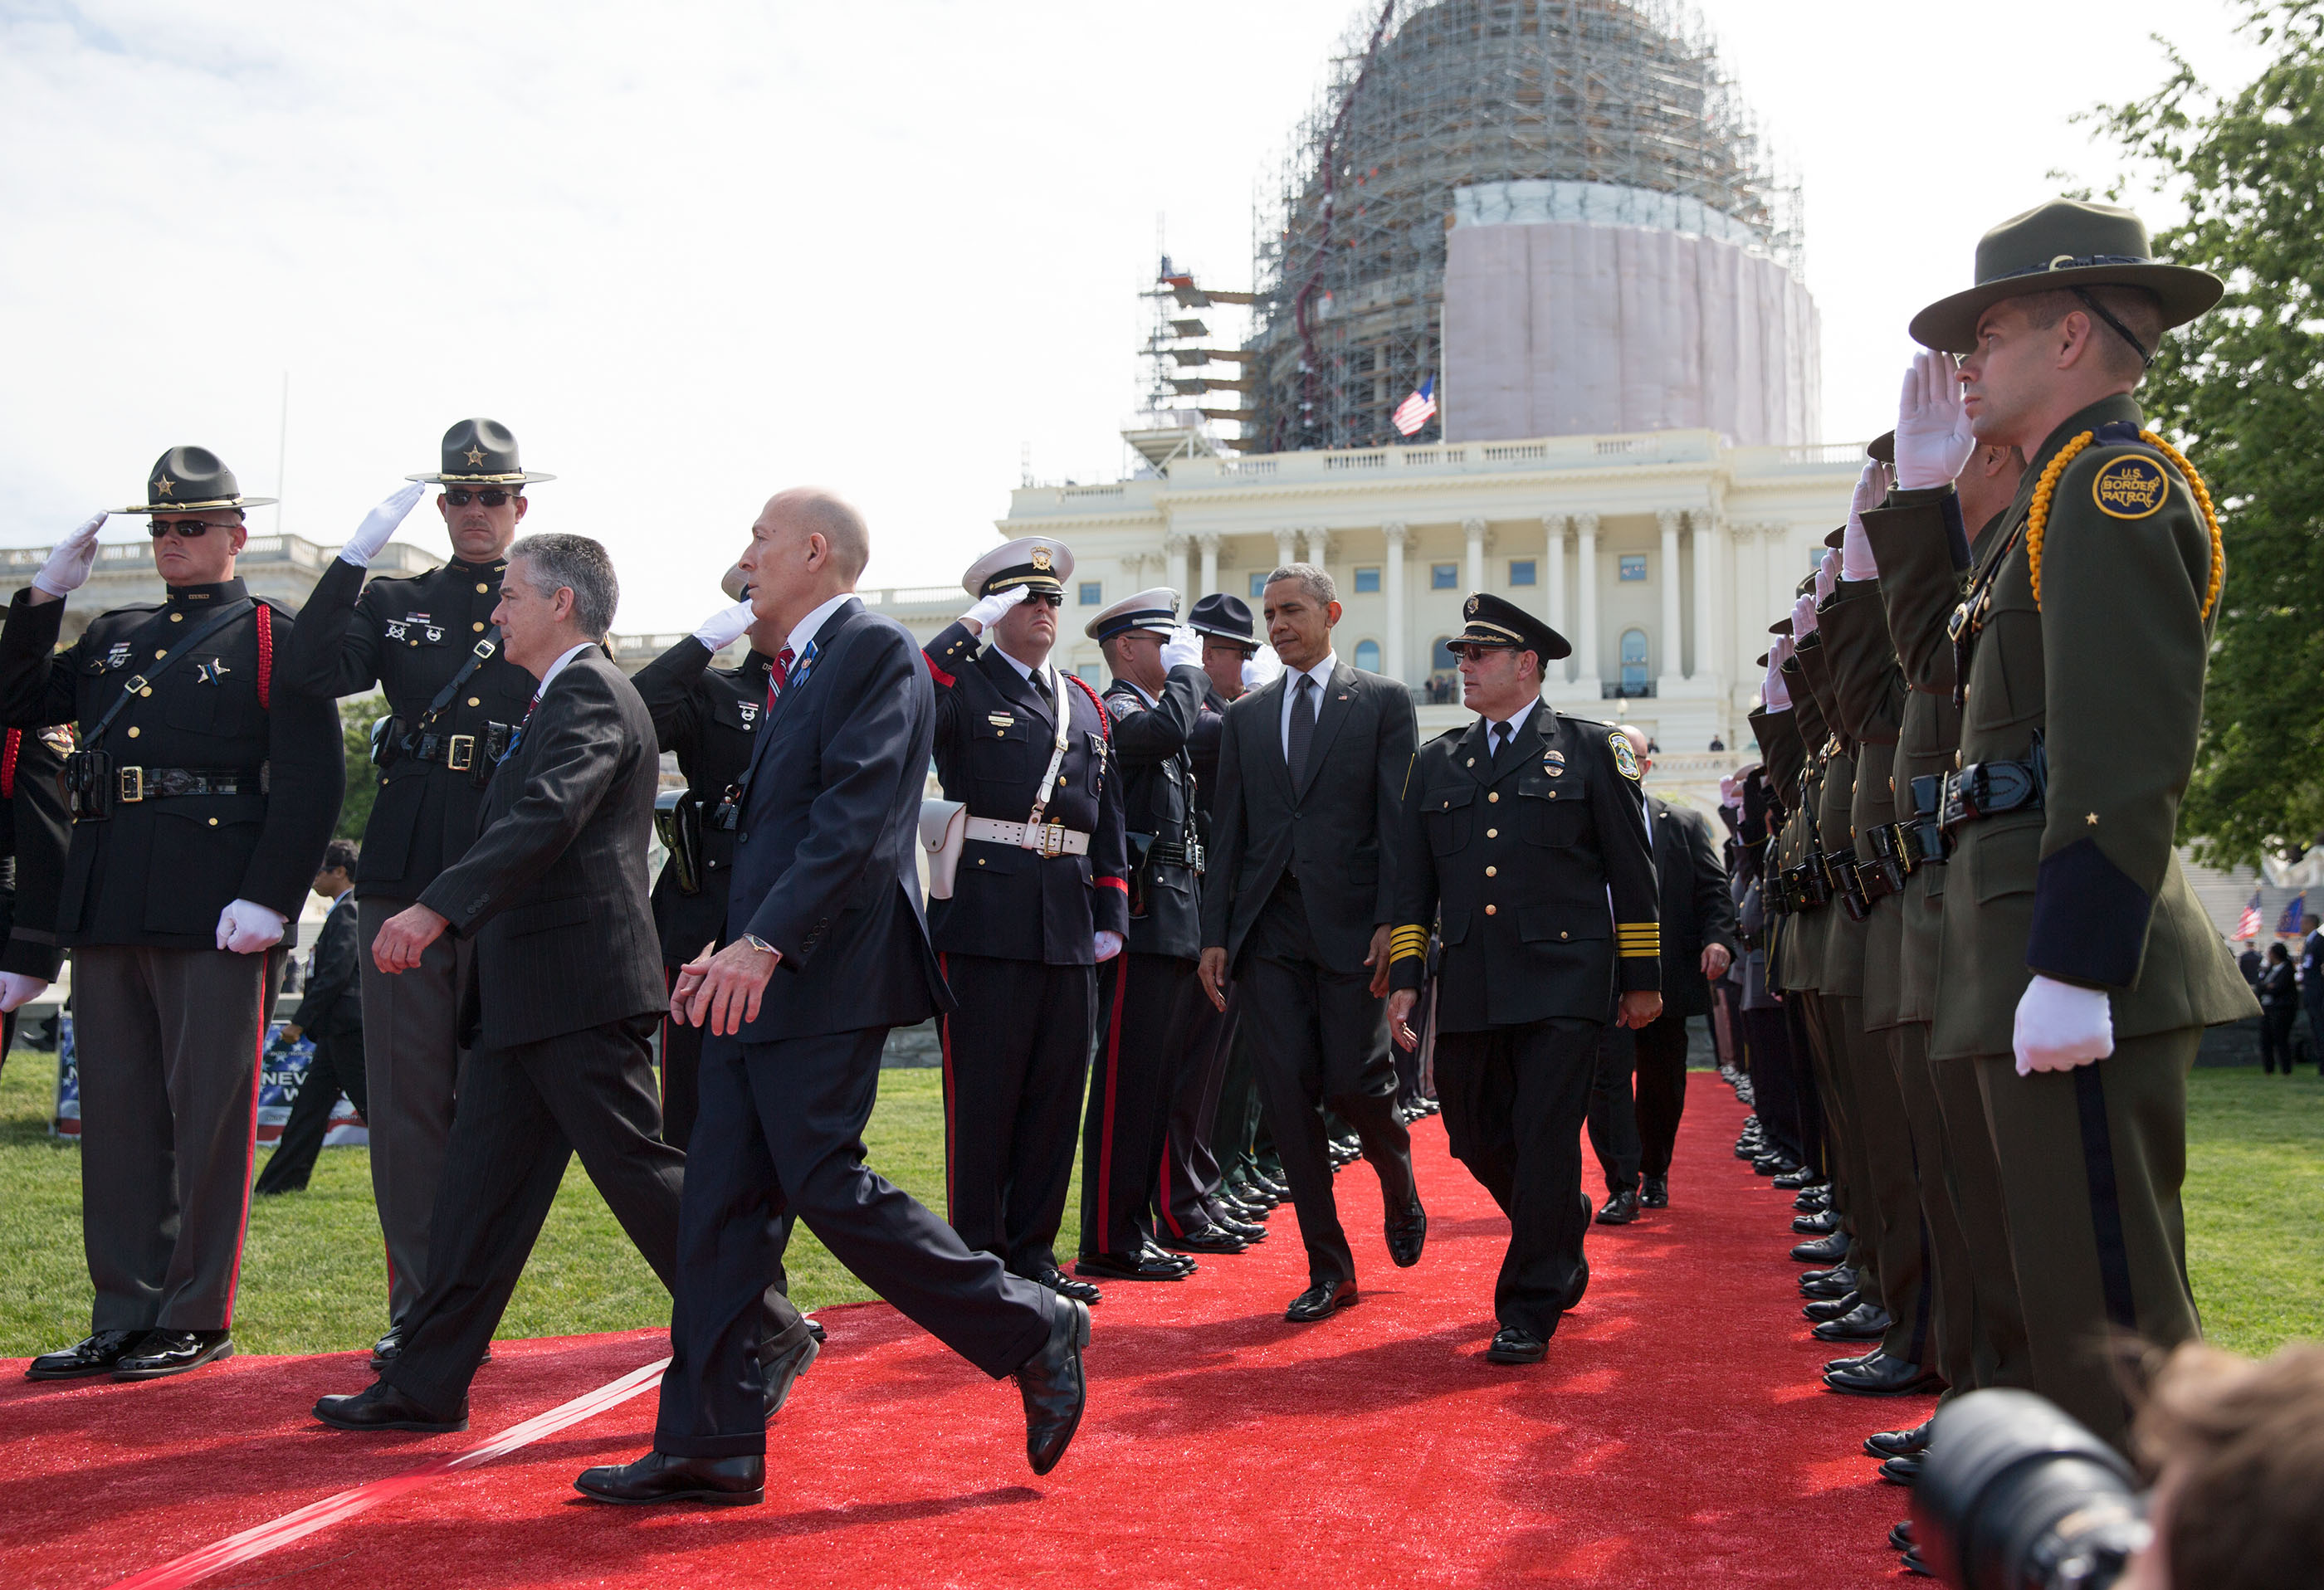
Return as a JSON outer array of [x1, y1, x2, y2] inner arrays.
[[314, 533, 735, 1433], [2302, 914, 2324, 1066], [1198, 563, 1424, 1323], [1585, 725, 1737, 1219], [256, 839, 368, 1195], [0, 723, 71, 1075], [579, 490, 1086, 1508]]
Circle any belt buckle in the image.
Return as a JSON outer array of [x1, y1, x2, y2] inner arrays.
[[118, 765, 145, 804], [1039, 822, 1067, 858], [446, 734, 476, 773]]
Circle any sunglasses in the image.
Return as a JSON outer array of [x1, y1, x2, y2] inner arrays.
[[1013, 590, 1063, 608], [1448, 642, 1512, 663], [147, 519, 228, 539], [443, 489, 518, 507]]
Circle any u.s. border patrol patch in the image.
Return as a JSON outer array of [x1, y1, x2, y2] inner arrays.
[[2092, 456, 2170, 519], [1609, 732, 1642, 782]]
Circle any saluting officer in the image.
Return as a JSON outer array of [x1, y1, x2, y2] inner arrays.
[[278, 418, 549, 1364], [925, 539, 1131, 1302], [1385, 595, 1659, 1365], [12, 447, 343, 1383], [1077, 589, 1247, 1271]]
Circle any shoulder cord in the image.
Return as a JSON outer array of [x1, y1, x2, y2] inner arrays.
[[1, 729, 17, 800], [2028, 431, 2224, 619], [255, 602, 274, 710]]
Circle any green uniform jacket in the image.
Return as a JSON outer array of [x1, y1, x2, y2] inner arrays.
[[1749, 706, 1802, 991], [1779, 653, 1833, 994], [1795, 636, 1865, 1002], [1917, 394, 2255, 1060], [1819, 584, 1907, 1031]]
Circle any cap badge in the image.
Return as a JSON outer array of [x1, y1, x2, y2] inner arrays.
[[465, 446, 486, 466], [1031, 546, 1053, 571], [155, 476, 175, 497]]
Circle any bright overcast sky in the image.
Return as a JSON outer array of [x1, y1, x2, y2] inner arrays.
[[0, 0, 2266, 631]]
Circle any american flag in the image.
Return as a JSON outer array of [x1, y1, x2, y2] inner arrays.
[[1392, 374, 1438, 437], [2236, 889, 2263, 940], [2278, 891, 2308, 936]]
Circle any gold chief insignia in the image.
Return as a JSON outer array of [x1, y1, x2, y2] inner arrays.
[[1609, 732, 1642, 782], [1031, 546, 1053, 571], [2092, 456, 2169, 519]]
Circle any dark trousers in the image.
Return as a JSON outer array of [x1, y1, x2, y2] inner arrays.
[[1437, 1017, 1599, 1338], [1080, 952, 1196, 1257], [74, 944, 286, 1333], [1584, 1007, 1692, 1193], [359, 895, 473, 1324], [1159, 970, 1233, 1236], [384, 1013, 702, 1415], [254, 1030, 368, 1196], [1891, 1022, 1972, 1396], [1206, 985, 1265, 1190], [939, 953, 1095, 1280], [659, 965, 703, 1149], [1828, 996, 1930, 1368], [1740, 1003, 1808, 1168], [2259, 1006, 2297, 1073], [1234, 885, 1415, 1286], [1584, 1022, 1640, 1195], [2307, 993, 2324, 1067], [1633, 1012, 1689, 1179], [656, 1025, 1054, 1459]]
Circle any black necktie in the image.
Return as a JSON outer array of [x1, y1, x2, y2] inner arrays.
[[1287, 674, 1317, 783], [1492, 719, 1512, 762]]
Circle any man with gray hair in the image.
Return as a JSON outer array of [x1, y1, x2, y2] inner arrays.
[[316, 532, 788, 1433]]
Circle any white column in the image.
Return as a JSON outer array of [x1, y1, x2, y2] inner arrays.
[[1657, 508, 1684, 695], [1164, 533, 1189, 602], [1462, 516, 1487, 595], [1574, 512, 1601, 694], [1302, 527, 1332, 570], [1543, 514, 1569, 682], [1384, 520, 1409, 684], [1197, 533, 1220, 599], [1274, 528, 1297, 571], [1689, 511, 1720, 684]]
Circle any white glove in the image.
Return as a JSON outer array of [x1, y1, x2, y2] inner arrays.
[[0, 972, 50, 1012], [1718, 773, 1739, 809], [1791, 592, 1818, 640], [1894, 350, 1977, 490], [1160, 626, 1204, 672], [963, 584, 1031, 632], [2013, 974, 2115, 1075], [1093, 929, 1124, 963], [339, 483, 425, 569], [216, 900, 289, 955], [1243, 645, 1283, 690], [32, 513, 106, 597], [1842, 461, 1888, 583], [1761, 649, 1791, 711], [691, 599, 755, 652], [1814, 550, 1839, 607]]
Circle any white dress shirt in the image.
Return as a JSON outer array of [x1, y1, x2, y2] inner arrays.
[[534, 641, 598, 697], [785, 590, 857, 662], [1479, 695, 1542, 759], [1278, 651, 1338, 761]]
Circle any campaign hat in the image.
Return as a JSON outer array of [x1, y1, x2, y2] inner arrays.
[[1909, 198, 2222, 355], [408, 418, 556, 485], [115, 445, 275, 515], [1187, 592, 1258, 650]]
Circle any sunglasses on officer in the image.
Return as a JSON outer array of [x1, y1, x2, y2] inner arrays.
[[1448, 641, 1516, 664], [1009, 590, 1064, 608], [442, 488, 520, 507], [147, 518, 237, 539]]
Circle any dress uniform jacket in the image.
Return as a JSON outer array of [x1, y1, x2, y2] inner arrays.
[[1389, 709, 1660, 1029], [1101, 665, 1208, 960], [1795, 639, 1866, 1002], [0, 580, 343, 944], [282, 555, 536, 897], [631, 637, 774, 966], [924, 621, 1129, 961], [0, 728, 70, 979], [1817, 588, 1909, 1032]]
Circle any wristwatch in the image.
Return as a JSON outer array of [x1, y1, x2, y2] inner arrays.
[[744, 934, 778, 956]]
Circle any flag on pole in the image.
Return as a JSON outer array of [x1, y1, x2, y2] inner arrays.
[[1392, 375, 1438, 437], [2235, 889, 2263, 940], [2278, 891, 2309, 935]]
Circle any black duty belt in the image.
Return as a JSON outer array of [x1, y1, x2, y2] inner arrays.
[[1146, 840, 1205, 874], [401, 724, 513, 773], [1938, 736, 2048, 836], [1862, 820, 1931, 894], [1823, 846, 1872, 922], [118, 765, 265, 803]]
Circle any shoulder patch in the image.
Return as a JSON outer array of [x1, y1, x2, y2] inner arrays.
[[2091, 454, 2170, 519], [1609, 731, 1642, 782]]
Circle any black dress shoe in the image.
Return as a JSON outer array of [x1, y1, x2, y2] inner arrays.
[[1384, 1195, 1428, 1267], [314, 1380, 467, 1432], [806, 1318, 828, 1344], [1793, 1188, 1832, 1213], [1799, 1272, 1854, 1302], [113, 1329, 234, 1380], [1825, 1348, 1880, 1374], [1639, 1176, 1668, 1209], [1075, 1251, 1188, 1282], [1138, 1240, 1197, 1274], [1901, 1545, 1934, 1578], [1866, 1421, 1932, 1461], [1889, 1519, 1916, 1550], [1015, 1297, 1091, 1476], [1792, 1208, 1840, 1236], [1803, 1290, 1862, 1324], [1485, 1326, 1547, 1363], [1285, 1279, 1359, 1322], [1824, 1355, 1945, 1397], [1211, 1213, 1268, 1242], [1811, 1301, 1892, 1343], [369, 1324, 403, 1371], [26, 1330, 145, 1381], [1771, 1167, 1822, 1190], [576, 1451, 764, 1505], [1791, 1232, 1851, 1264], [1158, 1224, 1247, 1256], [760, 1330, 819, 1421], [1878, 1452, 1923, 1486], [1752, 1154, 1798, 1178], [1731, 1137, 1764, 1161], [1034, 1267, 1104, 1305], [1799, 1261, 1853, 1290]]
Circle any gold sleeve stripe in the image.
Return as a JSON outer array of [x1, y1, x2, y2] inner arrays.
[[1616, 923, 1659, 934], [1619, 944, 1660, 958]]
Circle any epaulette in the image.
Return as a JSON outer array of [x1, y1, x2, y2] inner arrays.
[[1560, 712, 1614, 731]]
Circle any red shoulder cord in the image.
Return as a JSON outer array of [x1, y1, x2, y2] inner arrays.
[[1064, 671, 1110, 736], [254, 602, 275, 710], [0, 729, 19, 800]]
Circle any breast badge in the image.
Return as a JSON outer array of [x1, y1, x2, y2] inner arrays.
[[2092, 456, 2169, 519]]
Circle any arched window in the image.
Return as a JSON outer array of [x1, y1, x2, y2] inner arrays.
[[1354, 639, 1382, 674], [1619, 628, 1649, 694], [1431, 636, 1457, 671]]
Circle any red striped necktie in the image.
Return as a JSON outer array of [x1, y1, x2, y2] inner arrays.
[[765, 646, 795, 712]]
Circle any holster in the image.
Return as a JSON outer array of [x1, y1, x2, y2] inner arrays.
[[655, 788, 706, 896], [370, 715, 405, 772], [61, 749, 115, 822], [1909, 774, 1950, 864], [1824, 846, 1871, 921]]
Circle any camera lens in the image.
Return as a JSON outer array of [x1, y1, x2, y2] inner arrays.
[[1914, 1390, 2148, 1588]]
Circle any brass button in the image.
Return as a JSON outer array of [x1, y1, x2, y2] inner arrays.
[[997, 729, 1007, 737], [155, 649, 168, 659], [169, 612, 183, 623], [476, 583, 489, 594], [1465, 758, 1474, 767], [1485, 866, 1496, 877], [977, 857, 986, 866], [208, 817, 218, 827], [468, 697, 481, 707], [1487, 792, 1499, 803], [1549, 790, 1558, 799], [472, 622, 486, 632], [1485, 904, 1497, 915], [140, 687, 153, 698], [1486, 827, 1497, 839], [127, 726, 139, 739], [1560, 930, 1570, 940]]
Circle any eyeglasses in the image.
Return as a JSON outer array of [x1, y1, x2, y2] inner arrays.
[[443, 489, 517, 507], [1448, 642, 1509, 663], [1008, 590, 1063, 608], [148, 519, 224, 539]]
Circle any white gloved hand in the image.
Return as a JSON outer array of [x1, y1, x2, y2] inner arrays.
[[962, 584, 1031, 632], [1160, 626, 1204, 672], [1243, 645, 1283, 690], [1791, 592, 1819, 640], [0, 972, 50, 1012], [216, 900, 289, 955], [32, 513, 106, 597], [1894, 350, 1977, 490], [1814, 550, 1840, 607], [692, 599, 756, 653], [2012, 974, 2116, 1075], [1761, 648, 1792, 711], [1093, 929, 1124, 963], [339, 483, 425, 569], [1718, 773, 1739, 808], [1842, 461, 1888, 583]]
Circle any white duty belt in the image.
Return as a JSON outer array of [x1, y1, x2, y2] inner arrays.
[[964, 816, 1091, 857]]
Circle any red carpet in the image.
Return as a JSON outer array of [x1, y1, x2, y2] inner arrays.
[[2, 1082, 1930, 1588]]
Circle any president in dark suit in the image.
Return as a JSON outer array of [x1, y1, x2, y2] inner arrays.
[[315, 533, 721, 1433], [1198, 563, 1424, 1323], [579, 489, 1088, 1509]]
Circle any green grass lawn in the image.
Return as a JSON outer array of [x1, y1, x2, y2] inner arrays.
[[2, 1053, 2314, 1358]]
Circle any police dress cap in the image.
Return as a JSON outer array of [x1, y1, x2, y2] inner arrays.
[[1452, 591, 1570, 661], [1908, 198, 2223, 355], [963, 536, 1073, 598], [407, 417, 556, 485], [1187, 591, 1257, 647], [1869, 431, 1896, 465], [1085, 586, 1179, 642], [116, 446, 276, 515]]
